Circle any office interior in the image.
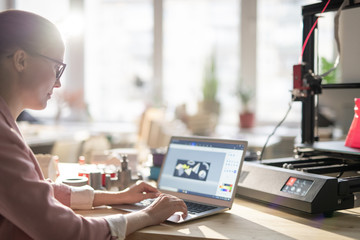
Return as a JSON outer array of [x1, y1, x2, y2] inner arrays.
[[3, 0, 360, 237], [3, 0, 357, 160], [0, 0, 318, 160]]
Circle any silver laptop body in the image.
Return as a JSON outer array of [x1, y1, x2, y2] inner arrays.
[[113, 136, 247, 223]]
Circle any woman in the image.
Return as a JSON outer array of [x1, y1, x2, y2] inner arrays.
[[0, 10, 187, 240]]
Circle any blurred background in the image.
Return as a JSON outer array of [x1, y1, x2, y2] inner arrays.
[[2, 0, 343, 164]]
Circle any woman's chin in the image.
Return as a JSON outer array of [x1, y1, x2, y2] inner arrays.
[[31, 102, 48, 110]]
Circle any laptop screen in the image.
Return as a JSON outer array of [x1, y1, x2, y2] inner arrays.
[[157, 137, 247, 202]]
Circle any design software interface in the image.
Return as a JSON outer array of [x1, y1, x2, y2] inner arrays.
[[158, 139, 246, 201]]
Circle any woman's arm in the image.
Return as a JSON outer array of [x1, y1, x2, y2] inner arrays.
[[93, 181, 160, 206], [92, 181, 187, 237]]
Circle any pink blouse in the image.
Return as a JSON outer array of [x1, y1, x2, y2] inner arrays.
[[0, 96, 125, 240]]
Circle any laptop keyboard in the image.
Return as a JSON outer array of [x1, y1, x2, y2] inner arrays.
[[184, 201, 217, 214], [138, 199, 217, 214]]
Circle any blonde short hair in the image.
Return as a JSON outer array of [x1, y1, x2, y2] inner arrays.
[[0, 10, 63, 56]]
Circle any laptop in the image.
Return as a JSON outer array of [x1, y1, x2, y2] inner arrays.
[[112, 136, 247, 223]]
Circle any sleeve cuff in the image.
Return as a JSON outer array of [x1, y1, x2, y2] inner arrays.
[[70, 185, 94, 209], [104, 214, 127, 240]]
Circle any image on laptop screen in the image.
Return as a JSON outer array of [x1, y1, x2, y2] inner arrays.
[[158, 137, 246, 202]]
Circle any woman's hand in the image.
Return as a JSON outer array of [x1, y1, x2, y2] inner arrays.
[[120, 181, 160, 204], [125, 193, 188, 236], [143, 193, 188, 224]]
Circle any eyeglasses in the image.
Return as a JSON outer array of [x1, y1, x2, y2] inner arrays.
[[32, 53, 67, 80], [7, 50, 67, 79]]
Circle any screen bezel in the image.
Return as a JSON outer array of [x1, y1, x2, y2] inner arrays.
[[157, 136, 248, 208]]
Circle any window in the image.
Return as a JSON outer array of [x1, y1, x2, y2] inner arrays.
[[14, 0, 321, 130], [86, 0, 240, 124], [256, 0, 314, 124], [163, 0, 240, 125], [85, 0, 153, 122]]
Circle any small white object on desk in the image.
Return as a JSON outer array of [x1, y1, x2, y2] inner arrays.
[[62, 177, 88, 187]]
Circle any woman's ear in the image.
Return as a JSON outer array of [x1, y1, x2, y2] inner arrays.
[[12, 49, 28, 73]]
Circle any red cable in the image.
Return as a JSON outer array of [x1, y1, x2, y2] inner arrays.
[[299, 0, 331, 64]]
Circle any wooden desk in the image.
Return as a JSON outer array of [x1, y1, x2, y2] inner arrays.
[[76, 197, 360, 240]]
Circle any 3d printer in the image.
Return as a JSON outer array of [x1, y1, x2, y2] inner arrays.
[[237, 0, 360, 217]]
